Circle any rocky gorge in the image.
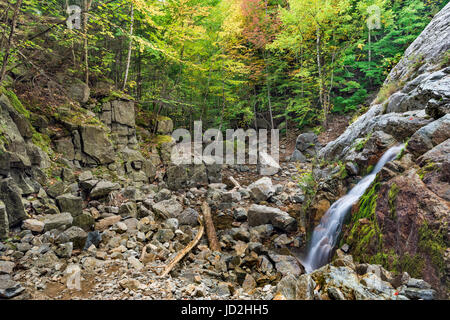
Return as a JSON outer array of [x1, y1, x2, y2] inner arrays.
[[0, 3, 449, 301]]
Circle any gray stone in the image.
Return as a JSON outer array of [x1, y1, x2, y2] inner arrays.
[[0, 177, 27, 227], [56, 194, 83, 217], [152, 198, 183, 219], [89, 180, 120, 199], [248, 204, 297, 232], [0, 200, 8, 239], [289, 149, 307, 162], [0, 275, 25, 299], [0, 261, 14, 274], [176, 208, 199, 226], [80, 125, 115, 164], [57, 226, 87, 249], [247, 177, 275, 202], [43, 212, 73, 231], [55, 242, 73, 258]]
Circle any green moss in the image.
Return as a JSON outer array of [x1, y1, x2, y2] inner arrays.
[[388, 183, 400, 220], [353, 133, 372, 152], [32, 131, 54, 157], [1, 88, 30, 118], [418, 221, 446, 274], [396, 253, 425, 278], [417, 162, 437, 180], [153, 135, 173, 146], [346, 181, 383, 262]]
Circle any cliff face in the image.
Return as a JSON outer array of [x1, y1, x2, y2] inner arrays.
[[316, 3, 450, 298]]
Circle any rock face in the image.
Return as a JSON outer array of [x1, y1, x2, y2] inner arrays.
[[80, 125, 115, 165], [316, 4, 450, 299]]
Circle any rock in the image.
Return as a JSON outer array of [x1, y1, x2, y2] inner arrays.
[[0, 177, 27, 227], [89, 180, 120, 199], [328, 287, 346, 300], [289, 149, 307, 162], [111, 100, 135, 127], [0, 261, 14, 274], [407, 114, 450, 157], [0, 201, 8, 239], [79, 125, 115, 165], [247, 177, 275, 202], [72, 212, 95, 231], [56, 194, 83, 217], [259, 151, 280, 175], [84, 231, 102, 249], [128, 256, 144, 271], [46, 180, 65, 198], [176, 208, 199, 226], [67, 79, 90, 103], [43, 212, 73, 231], [296, 132, 320, 152], [119, 201, 137, 218], [400, 287, 435, 300], [242, 274, 257, 293], [55, 242, 73, 258], [78, 170, 94, 182], [269, 253, 303, 277], [248, 204, 297, 232], [57, 226, 87, 249], [0, 275, 25, 299], [406, 278, 432, 290], [153, 228, 174, 243], [295, 274, 316, 300], [22, 219, 44, 233], [152, 198, 183, 219], [95, 215, 121, 231], [233, 207, 247, 222], [345, 162, 359, 176], [156, 117, 174, 134], [34, 251, 59, 269]]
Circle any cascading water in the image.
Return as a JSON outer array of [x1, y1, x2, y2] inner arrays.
[[301, 144, 405, 273]]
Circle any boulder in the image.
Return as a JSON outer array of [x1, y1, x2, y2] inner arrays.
[[56, 194, 83, 217], [248, 204, 297, 232], [43, 212, 73, 231], [111, 100, 135, 127], [57, 226, 87, 249], [247, 177, 275, 202], [0, 201, 7, 239], [407, 114, 450, 157], [152, 198, 183, 219], [79, 125, 115, 164], [89, 180, 120, 199], [0, 177, 27, 227]]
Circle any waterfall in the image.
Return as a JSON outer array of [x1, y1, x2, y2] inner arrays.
[[301, 144, 405, 273]]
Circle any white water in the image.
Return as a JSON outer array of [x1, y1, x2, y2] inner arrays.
[[301, 144, 405, 273]]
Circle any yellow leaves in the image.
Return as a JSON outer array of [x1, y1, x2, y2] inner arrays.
[[357, 43, 364, 50]]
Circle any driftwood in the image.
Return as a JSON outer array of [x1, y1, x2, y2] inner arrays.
[[228, 176, 241, 189], [201, 201, 221, 252], [160, 217, 204, 277]]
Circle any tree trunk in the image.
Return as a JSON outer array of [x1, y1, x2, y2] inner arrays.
[[83, 0, 93, 85], [201, 202, 220, 252], [122, 3, 134, 91], [0, 0, 23, 85]]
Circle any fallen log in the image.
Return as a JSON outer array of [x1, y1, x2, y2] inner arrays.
[[201, 201, 221, 252], [160, 217, 204, 277]]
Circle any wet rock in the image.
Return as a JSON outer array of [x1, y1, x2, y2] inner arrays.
[[248, 204, 297, 233]]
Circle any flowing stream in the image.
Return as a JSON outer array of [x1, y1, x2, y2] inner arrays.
[[301, 144, 405, 273]]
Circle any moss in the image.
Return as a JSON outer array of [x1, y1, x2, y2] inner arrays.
[[417, 162, 437, 180], [364, 164, 374, 175], [418, 221, 446, 274], [388, 183, 400, 220], [153, 134, 173, 146], [32, 132, 53, 156], [396, 253, 425, 278], [346, 181, 383, 262], [1, 88, 30, 119], [353, 133, 372, 152], [374, 81, 403, 104]]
